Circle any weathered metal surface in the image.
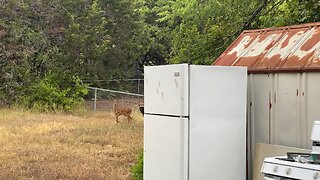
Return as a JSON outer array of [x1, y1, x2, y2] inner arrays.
[[247, 72, 320, 150], [271, 74, 300, 147], [213, 22, 320, 73]]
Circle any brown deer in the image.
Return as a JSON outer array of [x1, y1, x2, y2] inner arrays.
[[113, 100, 133, 123]]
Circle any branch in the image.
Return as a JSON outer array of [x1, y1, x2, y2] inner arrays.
[[241, 0, 269, 31], [213, 0, 274, 56], [259, 0, 285, 17]]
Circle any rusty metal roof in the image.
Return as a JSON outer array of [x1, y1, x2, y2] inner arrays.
[[213, 22, 320, 73]]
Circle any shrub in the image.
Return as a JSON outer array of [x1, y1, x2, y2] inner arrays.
[[21, 74, 88, 112], [132, 151, 143, 180]]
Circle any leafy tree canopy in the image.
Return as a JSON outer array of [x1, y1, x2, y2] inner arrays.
[[1, 0, 320, 110]]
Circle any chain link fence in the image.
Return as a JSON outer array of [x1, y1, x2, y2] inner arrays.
[[84, 79, 144, 113]]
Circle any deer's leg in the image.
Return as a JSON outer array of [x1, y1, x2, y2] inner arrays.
[[126, 114, 130, 123], [125, 113, 132, 124], [116, 115, 119, 123], [129, 116, 132, 124]]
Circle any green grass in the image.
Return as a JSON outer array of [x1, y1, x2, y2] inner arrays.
[[131, 151, 143, 180]]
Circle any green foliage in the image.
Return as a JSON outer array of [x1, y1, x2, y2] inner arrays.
[[21, 75, 88, 112], [150, 0, 320, 64], [61, 0, 111, 81], [1, 0, 320, 110], [255, 0, 320, 28], [154, 0, 260, 64], [132, 151, 143, 180], [0, 0, 151, 110]]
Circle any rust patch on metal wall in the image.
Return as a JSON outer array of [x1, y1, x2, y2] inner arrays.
[[213, 22, 320, 73]]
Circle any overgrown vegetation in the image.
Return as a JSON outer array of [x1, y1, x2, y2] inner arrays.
[[21, 75, 88, 112], [1, 0, 320, 110], [0, 0, 148, 110], [132, 151, 144, 180]]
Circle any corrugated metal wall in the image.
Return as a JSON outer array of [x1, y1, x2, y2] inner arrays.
[[246, 72, 320, 180], [212, 22, 320, 151], [249, 72, 320, 152], [212, 22, 320, 179]]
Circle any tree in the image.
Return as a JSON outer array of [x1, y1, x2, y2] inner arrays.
[[255, 0, 320, 28], [133, 0, 172, 74], [1, 0, 320, 110], [154, 0, 260, 64]]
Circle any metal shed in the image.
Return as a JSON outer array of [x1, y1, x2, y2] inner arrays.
[[212, 22, 320, 175]]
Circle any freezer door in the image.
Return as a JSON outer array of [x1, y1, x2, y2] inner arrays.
[[189, 65, 247, 180], [144, 114, 188, 180], [144, 64, 189, 116]]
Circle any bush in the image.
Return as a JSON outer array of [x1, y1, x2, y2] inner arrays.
[[132, 151, 143, 180], [21, 74, 88, 112]]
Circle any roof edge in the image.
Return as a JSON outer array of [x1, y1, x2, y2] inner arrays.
[[242, 22, 320, 34], [248, 68, 320, 74]]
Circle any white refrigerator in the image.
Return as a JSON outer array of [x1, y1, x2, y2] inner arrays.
[[144, 64, 247, 180]]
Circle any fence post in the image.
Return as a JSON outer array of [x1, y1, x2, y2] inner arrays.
[[94, 88, 97, 111], [137, 79, 140, 94]]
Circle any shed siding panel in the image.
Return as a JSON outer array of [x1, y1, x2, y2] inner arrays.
[[306, 73, 320, 146], [251, 74, 270, 147], [272, 74, 300, 147]]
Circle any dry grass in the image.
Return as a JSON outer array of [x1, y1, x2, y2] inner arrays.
[[0, 108, 143, 179]]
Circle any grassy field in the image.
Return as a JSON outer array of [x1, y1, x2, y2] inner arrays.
[[0, 108, 143, 179]]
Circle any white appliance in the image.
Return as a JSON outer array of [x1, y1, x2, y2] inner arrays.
[[312, 121, 320, 154], [261, 157, 320, 180], [261, 121, 320, 180], [144, 64, 247, 180]]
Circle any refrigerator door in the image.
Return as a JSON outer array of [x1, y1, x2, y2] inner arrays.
[[144, 114, 188, 180], [144, 64, 189, 116], [189, 66, 247, 180]]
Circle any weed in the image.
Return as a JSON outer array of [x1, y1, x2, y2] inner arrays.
[[132, 151, 143, 180]]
